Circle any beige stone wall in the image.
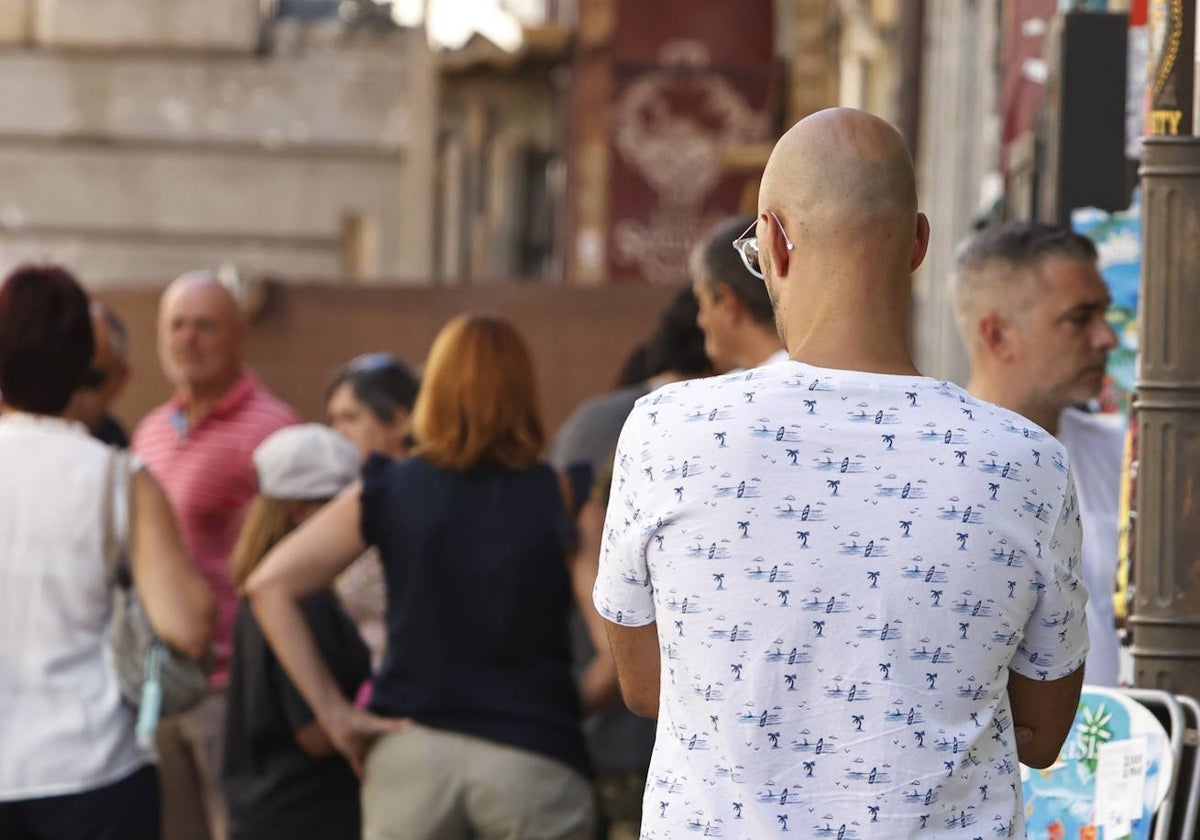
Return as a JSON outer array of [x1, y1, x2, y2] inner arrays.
[[34, 0, 260, 52], [0, 6, 438, 288]]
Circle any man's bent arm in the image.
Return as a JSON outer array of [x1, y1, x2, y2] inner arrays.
[[1007, 665, 1084, 768], [604, 621, 661, 718]]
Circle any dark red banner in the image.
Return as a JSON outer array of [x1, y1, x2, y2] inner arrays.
[[605, 0, 777, 284]]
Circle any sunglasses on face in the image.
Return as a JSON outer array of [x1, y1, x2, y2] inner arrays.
[[731, 212, 795, 280]]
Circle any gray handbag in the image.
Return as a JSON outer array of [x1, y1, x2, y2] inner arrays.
[[104, 449, 212, 743]]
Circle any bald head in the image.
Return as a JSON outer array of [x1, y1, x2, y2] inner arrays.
[[761, 108, 917, 247], [752, 109, 927, 374], [158, 270, 246, 400]]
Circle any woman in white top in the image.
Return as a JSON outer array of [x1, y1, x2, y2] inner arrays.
[[0, 265, 215, 840]]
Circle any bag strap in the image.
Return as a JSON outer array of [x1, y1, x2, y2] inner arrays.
[[103, 448, 133, 589]]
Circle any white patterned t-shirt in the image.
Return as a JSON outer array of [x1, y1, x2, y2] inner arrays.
[[595, 362, 1088, 840]]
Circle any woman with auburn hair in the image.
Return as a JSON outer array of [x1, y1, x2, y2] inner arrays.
[[248, 314, 611, 840]]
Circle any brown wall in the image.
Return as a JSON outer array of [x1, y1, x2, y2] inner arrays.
[[96, 282, 680, 441]]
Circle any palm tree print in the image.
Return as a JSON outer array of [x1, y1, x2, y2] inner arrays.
[[591, 364, 1086, 835]]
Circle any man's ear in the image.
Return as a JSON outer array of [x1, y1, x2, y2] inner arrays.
[[977, 311, 1016, 361], [765, 212, 791, 279], [910, 212, 931, 273]]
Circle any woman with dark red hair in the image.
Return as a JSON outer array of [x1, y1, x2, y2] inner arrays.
[[0, 265, 215, 840]]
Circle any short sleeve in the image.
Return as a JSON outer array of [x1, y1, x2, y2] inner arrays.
[[566, 461, 594, 512], [359, 453, 393, 550], [593, 405, 656, 627], [1013, 471, 1090, 681]]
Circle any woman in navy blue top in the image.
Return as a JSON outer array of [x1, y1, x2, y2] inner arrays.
[[248, 315, 615, 839]]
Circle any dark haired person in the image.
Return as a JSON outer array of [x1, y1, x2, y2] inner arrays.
[[690, 214, 787, 373], [324, 352, 421, 669], [67, 302, 132, 447], [0, 264, 214, 840], [548, 284, 710, 839], [325, 352, 420, 461]]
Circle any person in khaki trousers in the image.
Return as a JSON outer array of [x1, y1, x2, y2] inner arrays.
[[249, 315, 615, 840]]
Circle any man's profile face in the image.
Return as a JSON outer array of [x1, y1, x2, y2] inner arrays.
[[159, 282, 243, 393], [1008, 256, 1117, 412], [693, 279, 736, 374]]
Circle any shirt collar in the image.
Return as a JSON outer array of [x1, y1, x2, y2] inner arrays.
[[169, 368, 258, 430], [0, 410, 90, 436]]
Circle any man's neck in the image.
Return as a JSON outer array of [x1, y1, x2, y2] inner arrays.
[[785, 320, 919, 376], [967, 378, 1060, 436], [737, 331, 787, 370], [178, 370, 242, 427]]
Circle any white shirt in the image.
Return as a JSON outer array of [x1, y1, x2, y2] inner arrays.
[[596, 362, 1088, 839], [0, 413, 150, 800], [1056, 407, 1125, 687]]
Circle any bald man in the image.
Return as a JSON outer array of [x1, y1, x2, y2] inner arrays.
[[132, 272, 298, 840], [594, 109, 1087, 838]]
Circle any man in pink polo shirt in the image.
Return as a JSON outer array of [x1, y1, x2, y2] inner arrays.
[[133, 272, 298, 840]]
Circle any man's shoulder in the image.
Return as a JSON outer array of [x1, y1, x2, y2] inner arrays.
[[1058, 407, 1125, 452], [563, 384, 651, 434], [240, 381, 301, 429]]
